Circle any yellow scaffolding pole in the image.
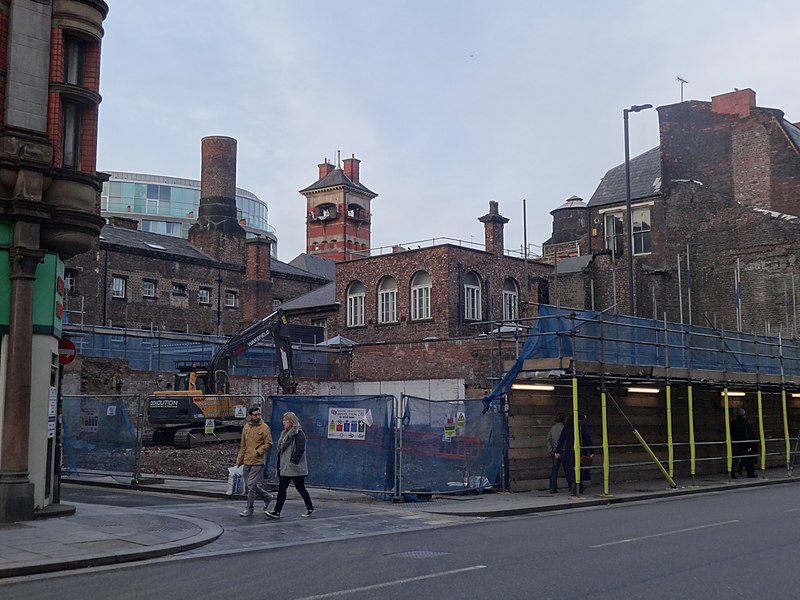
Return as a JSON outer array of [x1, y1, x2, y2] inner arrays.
[[666, 384, 674, 478], [782, 388, 791, 472], [601, 387, 609, 496], [688, 385, 696, 485], [723, 388, 732, 477], [757, 388, 766, 475], [572, 377, 581, 491]]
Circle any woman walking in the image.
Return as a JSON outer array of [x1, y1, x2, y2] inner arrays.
[[265, 411, 315, 519]]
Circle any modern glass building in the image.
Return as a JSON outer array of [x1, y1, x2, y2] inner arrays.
[[100, 171, 278, 252]]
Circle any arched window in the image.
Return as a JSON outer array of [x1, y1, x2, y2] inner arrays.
[[378, 276, 398, 324], [503, 278, 519, 321], [346, 281, 365, 327], [464, 272, 481, 320], [411, 271, 432, 320]]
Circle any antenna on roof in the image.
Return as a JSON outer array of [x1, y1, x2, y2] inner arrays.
[[676, 75, 689, 102]]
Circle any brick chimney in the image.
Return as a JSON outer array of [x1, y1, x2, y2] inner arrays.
[[318, 159, 336, 180], [107, 216, 138, 230], [188, 136, 246, 263], [343, 154, 360, 184], [240, 237, 273, 326], [478, 200, 509, 256], [711, 88, 756, 117]]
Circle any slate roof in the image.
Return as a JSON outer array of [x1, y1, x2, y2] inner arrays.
[[289, 253, 336, 281], [270, 257, 330, 283], [100, 225, 215, 261], [587, 146, 662, 208], [551, 195, 587, 213], [298, 168, 377, 197], [782, 120, 800, 153], [554, 254, 592, 274], [279, 281, 337, 311]]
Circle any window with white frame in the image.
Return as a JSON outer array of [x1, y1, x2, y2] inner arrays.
[[111, 276, 126, 298], [311, 318, 327, 341], [502, 278, 519, 321], [198, 288, 211, 304], [143, 280, 156, 298], [172, 282, 186, 296], [346, 281, 365, 327], [411, 271, 432, 320], [463, 272, 481, 320], [64, 269, 77, 294], [377, 276, 398, 324], [273, 298, 282, 308], [632, 206, 652, 254], [224, 291, 238, 308], [604, 212, 624, 255]]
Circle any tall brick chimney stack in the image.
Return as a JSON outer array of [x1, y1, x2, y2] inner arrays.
[[241, 237, 273, 327], [318, 159, 336, 180], [711, 88, 756, 117], [188, 136, 246, 263], [479, 200, 509, 256], [343, 154, 360, 184]]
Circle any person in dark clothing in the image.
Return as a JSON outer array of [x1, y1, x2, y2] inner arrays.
[[554, 414, 594, 496], [731, 407, 757, 478], [546, 413, 565, 493]]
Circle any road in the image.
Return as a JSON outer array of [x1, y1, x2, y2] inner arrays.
[[3, 484, 799, 599]]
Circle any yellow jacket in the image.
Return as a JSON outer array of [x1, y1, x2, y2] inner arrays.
[[236, 420, 273, 466]]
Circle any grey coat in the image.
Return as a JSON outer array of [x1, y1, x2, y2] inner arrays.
[[276, 426, 308, 477]]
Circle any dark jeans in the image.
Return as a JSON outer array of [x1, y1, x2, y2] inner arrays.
[[273, 475, 314, 514], [549, 454, 561, 492], [734, 453, 756, 477]]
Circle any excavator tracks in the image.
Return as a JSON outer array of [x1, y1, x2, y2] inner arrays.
[[172, 425, 243, 448]]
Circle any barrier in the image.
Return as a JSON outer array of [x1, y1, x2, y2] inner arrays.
[[61, 394, 142, 481]]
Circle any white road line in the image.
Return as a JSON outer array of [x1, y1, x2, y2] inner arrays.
[[291, 565, 487, 599], [590, 519, 740, 548], [784, 507, 800, 513]]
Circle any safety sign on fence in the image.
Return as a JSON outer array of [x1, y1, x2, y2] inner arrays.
[[327, 407, 368, 440]]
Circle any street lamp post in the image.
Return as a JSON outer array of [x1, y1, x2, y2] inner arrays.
[[623, 103, 653, 316]]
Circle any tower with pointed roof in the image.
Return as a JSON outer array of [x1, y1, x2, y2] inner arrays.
[[299, 154, 378, 261]]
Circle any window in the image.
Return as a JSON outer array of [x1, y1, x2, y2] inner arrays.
[[378, 276, 398, 324], [604, 213, 624, 255], [311, 318, 327, 342], [64, 269, 77, 294], [411, 271, 432, 320], [64, 36, 84, 85], [273, 298, 283, 308], [111, 276, 126, 299], [172, 283, 186, 296], [464, 272, 481, 321], [62, 101, 82, 169], [143, 280, 156, 298], [346, 281, 365, 327], [502, 279, 519, 321], [632, 206, 652, 254], [198, 288, 211, 304], [225, 291, 238, 308]]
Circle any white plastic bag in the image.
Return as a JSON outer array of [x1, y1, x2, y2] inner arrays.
[[226, 465, 244, 496]]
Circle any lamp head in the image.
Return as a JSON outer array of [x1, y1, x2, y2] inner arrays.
[[629, 103, 653, 112]]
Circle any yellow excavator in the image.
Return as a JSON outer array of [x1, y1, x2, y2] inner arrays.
[[145, 308, 297, 447]]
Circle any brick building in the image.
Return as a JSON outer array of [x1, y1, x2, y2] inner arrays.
[[282, 200, 552, 394], [0, 0, 109, 521], [64, 137, 331, 335], [548, 88, 800, 335]]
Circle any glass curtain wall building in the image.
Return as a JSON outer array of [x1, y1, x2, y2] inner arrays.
[[100, 171, 277, 252]]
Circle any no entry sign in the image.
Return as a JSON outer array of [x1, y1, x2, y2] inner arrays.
[[58, 338, 76, 365]]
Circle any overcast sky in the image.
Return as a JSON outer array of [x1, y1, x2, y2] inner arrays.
[[97, 1, 800, 263]]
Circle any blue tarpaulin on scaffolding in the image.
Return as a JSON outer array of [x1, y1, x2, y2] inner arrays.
[[484, 305, 800, 407]]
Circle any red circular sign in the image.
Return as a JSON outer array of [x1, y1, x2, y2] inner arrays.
[[58, 338, 76, 365]]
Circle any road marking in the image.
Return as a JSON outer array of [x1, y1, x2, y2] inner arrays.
[[291, 565, 487, 599], [590, 520, 740, 548], [784, 507, 800, 513]]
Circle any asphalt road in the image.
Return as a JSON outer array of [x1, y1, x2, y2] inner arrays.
[[4, 484, 799, 599]]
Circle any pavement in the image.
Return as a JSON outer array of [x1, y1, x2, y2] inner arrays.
[[1, 466, 798, 579]]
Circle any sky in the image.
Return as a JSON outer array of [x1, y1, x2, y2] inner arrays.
[[97, 1, 800, 263]]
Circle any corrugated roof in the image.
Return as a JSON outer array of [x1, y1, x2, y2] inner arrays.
[[299, 168, 377, 197], [587, 146, 662, 208]]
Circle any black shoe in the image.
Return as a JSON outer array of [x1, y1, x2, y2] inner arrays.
[[730, 473, 737, 479], [265, 511, 280, 520], [301, 509, 315, 517]]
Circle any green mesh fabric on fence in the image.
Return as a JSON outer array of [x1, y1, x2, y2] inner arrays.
[[62, 395, 139, 476], [267, 395, 395, 493], [399, 396, 504, 494]]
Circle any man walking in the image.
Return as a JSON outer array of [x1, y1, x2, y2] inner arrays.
[[236, 406, 273, 516], [547, 412, 565, 493]]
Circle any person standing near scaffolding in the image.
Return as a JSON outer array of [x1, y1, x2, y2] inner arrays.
[[555, 414, 594, 496], [546, 413, 565, 493], [731, 408, 757, 478]]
